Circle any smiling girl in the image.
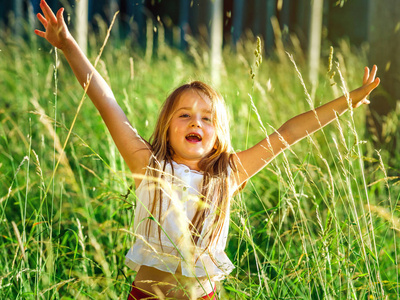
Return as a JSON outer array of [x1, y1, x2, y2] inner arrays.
[[34, 0, 380, 299]]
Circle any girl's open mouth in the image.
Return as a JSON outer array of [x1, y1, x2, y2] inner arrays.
[[185, 133, 202, 142]]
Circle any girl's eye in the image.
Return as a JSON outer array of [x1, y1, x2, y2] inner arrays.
[[203, 117, 211, 122], [180, 114, 190, 118]]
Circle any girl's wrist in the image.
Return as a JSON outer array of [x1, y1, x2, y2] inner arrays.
[[59, 35, 77, 53]]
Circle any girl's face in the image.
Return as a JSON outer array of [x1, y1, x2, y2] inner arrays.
[[168, 89, 217, 170]]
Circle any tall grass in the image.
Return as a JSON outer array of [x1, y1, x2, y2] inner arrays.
[[1, 19, 399, 299]]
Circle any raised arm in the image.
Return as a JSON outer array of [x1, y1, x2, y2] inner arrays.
[[234, 65, 380, 186], [34, 0, 151, 176]]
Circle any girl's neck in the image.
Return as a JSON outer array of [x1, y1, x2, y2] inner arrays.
[[171, 157, 201, 172]]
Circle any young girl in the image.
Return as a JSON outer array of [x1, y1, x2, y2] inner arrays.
[[34, 1, 380, 299]]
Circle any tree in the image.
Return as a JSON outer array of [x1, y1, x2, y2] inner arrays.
[[75, 0, 89, 55], [13, 0, 23, 37], [308, 0, 324, 85], [368, 0, 400, 146], [210, 0, 223, 86], [231, 0, 244, 48], [179, 0, 190, 50]]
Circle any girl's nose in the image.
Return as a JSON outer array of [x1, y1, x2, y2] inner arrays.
[[189, 117, 201, 128]]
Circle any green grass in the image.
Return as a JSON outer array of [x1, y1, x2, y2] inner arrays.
[[1, 24, 399, 299]]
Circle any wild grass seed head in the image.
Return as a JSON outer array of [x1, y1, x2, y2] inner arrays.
[[287, 52, 313, 109], [31, 149, 45, 191], [328, 46, 334, 74], [316, 206, 324, 237], [334, 114, 348, 153], [250, 36, 263, 80]]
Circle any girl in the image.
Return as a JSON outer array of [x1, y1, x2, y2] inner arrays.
[[34, 0, 380, 299]]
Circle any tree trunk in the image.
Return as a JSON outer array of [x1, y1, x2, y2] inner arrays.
[[75, 0, 89, 55], [13, 0, 23, 37], [308, 0, 324, 85], [179, 0, 190, 50], [109, 0, 119, 39], [280, 0, 291, 30], [265, 0, 276, 52], [232, 0, 244, 48], [129, 0, 146, 48], [368, 0, 400, 145], [210, 0, 223, 86]]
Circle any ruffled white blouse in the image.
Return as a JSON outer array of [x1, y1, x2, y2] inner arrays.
[[125, 160, 234, 280]]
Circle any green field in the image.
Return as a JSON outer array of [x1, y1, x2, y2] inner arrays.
[[1, 26, 399, 299]]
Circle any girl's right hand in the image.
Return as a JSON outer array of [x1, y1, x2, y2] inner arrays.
[[34, 0, 71, 50], [350, 65, 380, 108]]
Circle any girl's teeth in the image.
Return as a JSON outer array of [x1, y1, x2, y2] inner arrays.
[[186, 134, 202, 141]]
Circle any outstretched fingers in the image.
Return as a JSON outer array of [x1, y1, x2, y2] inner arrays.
[[34, 12, 48, 38], [369, 77, 380, 91], [362, 67, 369, 85], [56, 8, 65, 26], [34, 29, 46, 38], [363, 76, 380, 100], [369, 65, 378, 83], [36, 13, 47, 27], [363, 65, 378, 85], [353, 66, 380, 107], [366, 65, 379, 91], [40, 0, 57, 25]]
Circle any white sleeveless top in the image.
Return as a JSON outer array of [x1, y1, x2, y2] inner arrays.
[[125, 160, 234, 280]]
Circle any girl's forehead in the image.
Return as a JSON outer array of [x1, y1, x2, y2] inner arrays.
[[175, 89, 213, 111]]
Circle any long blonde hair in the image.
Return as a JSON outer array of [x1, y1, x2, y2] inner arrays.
[[146, 81, 236, 251]]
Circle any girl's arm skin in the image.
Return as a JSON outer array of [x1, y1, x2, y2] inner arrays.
[[234, 65, 380, 186], [34, 0, 151, 178]]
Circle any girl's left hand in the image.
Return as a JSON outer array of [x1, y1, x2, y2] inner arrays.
[[351, 65, 380, 108]]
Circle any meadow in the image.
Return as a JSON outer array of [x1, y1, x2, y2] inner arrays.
[[1, 20, 399, 299]]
